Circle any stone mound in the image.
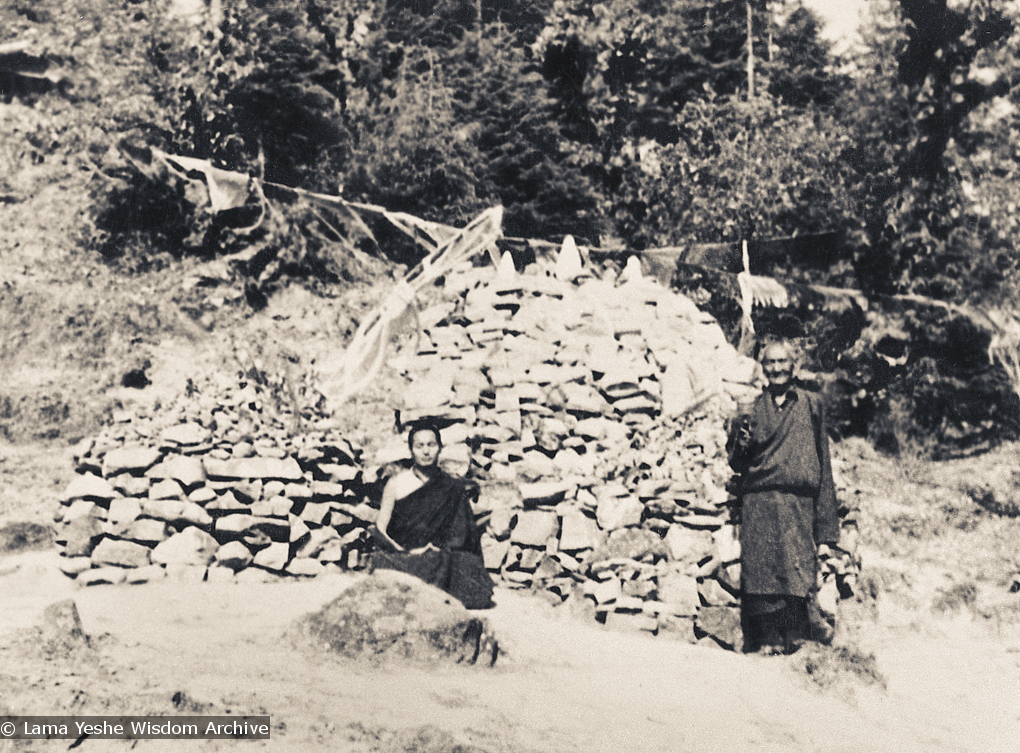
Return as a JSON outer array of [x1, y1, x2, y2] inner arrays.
[[54, 244, 861, 653], [295, 570, 499, 666]]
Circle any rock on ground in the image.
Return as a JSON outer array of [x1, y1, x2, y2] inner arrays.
[[294, 570, 498, 666]]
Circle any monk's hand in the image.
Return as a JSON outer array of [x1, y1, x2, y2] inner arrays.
[[409, 543, 439, 555]]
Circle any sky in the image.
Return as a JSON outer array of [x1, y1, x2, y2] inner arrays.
[[803, 0, 869, 43]]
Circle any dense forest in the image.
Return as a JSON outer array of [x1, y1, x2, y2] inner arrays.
[[2, 0, 1020, 452], [5, 0, 1019, 301]]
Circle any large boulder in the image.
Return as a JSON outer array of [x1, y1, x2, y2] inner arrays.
[[294, 570, 498, 665]]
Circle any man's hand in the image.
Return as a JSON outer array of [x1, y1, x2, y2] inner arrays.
[[836, 527, 859, 558], [736, 395, 757, 416]]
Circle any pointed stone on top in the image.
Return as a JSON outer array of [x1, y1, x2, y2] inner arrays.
[[555, 235, 584, 280], [620, 255, 643, 284], [492, 250, 521, 293]]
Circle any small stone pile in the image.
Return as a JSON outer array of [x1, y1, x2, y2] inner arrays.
[[54, 373, 377, 586], [369, 249, 763, 648]]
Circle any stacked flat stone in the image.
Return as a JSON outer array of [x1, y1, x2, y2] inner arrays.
[[372, 247, 762, 649], [816, 457, 862, 621], [54, 374, 373, 586]]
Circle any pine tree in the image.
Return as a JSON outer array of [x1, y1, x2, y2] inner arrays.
[[765, 0, 844, 108]]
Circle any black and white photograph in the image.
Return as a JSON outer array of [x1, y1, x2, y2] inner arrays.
[[1, 0, 1019, 749]]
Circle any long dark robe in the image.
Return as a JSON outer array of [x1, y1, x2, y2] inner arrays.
[[728, 387, 839, 600], [371, 472, 494, 610]]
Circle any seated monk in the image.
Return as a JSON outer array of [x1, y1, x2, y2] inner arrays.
[[370, 421, 495, 609]]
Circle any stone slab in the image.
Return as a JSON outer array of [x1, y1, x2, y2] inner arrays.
[[589, 577, 622, 604], [79, 567, 127, 586], [165, 563, 208, 582], [149, 478, 185, 501], [595, 495, 643, 531], [558, 511, 600, 551], [657, 614, 697, 643], [62, 473, 116, 503], [299, 502, 331, 526], [146, 454, 207, 487], [161, 423, 211, 446], [712, 525, 741, 563], [519, 482, 568, 506], [64, 499, 102, 523], [58, 556, 94, 576], [91, 538, 151, 569], [107, 498, 142, 528], [102, 446, 162, 477], [122, 518, 170, 546], [204, 456, 304, 481], [481, 536, 511, 570], [125, 564, 168, 584], [605, 612, 658, 633], [656, 572, 701, 616], [696, 606, 743, 649], [664, 525, 714, 565], [510, 511, 559, 547], [215, 540, 254, 571], [151, 527, 219, 567], [699, 577, 738, 607], [252, 542, 289, 571], [286, 558, 325, 577]]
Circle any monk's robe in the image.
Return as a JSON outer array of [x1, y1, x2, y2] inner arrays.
[[371, 472, 494, 609], [728, 387, 839, 599]]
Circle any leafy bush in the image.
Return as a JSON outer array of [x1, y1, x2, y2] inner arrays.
[[831, 304, 1020, 457], [89, 149, 214, 267]]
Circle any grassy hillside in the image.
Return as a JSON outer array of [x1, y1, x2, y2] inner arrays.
[[0, 2, 375, 442]]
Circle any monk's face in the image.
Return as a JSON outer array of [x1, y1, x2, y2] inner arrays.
[[410, 429, 441, 469], [762, 344, 794, 390]]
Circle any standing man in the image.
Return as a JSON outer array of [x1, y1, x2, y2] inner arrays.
[[728, 341, 839, 654]]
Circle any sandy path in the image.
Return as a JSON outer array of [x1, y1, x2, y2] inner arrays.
[[2, 551, 1018, 752]]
